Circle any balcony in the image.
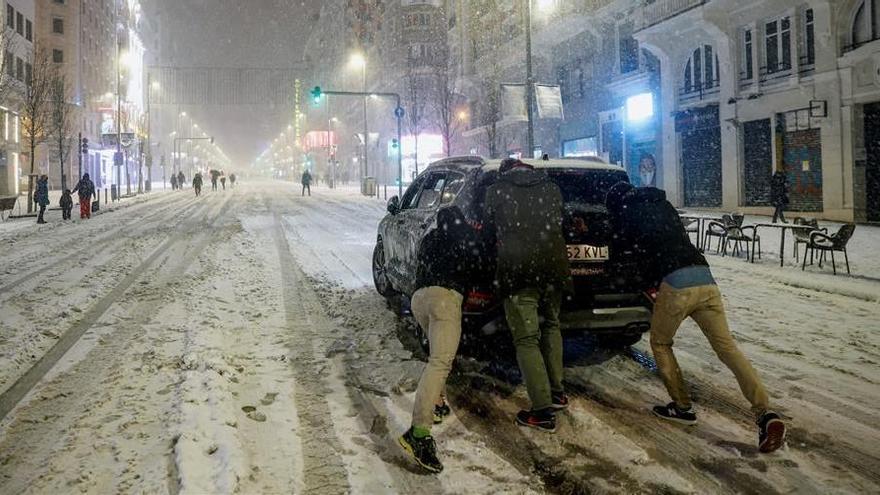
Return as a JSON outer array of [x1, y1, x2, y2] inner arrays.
[[678, 79, 720, 104], [759, 63, 793, 84], [636, 0, 710, 32]]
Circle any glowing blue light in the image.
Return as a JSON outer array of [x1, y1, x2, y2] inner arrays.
[[626, 93, 654, 123]]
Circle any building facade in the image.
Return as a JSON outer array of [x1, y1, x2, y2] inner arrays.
[[440, 0, 879, 222], [0, 0, 33, 197]]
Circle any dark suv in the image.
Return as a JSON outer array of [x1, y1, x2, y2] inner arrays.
[[372, 156, 652, 346]]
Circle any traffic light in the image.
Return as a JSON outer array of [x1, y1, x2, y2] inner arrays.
[[80, 137, 89, 154], [391, 138, 399, 149], [311, 86, 323, 105]]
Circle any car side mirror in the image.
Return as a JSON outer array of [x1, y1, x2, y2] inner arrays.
[[387, 196, 400, 215]]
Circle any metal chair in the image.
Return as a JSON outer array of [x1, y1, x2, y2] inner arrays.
[[682, 217, 699, 245], [724, 225, 761, 260], [703, 214, 740, 253], [792, 217, 825, 261], [802, 223, 856, 275]]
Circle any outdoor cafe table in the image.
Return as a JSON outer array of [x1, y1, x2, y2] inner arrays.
[[679, 213, 724, 251], [751, 223, 818, 267]]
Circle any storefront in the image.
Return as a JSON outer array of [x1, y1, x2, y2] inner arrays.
[[742, 119, 773, 206], [780, 111, 823, 212], [863, 103, 880, 222], [676, 104, 721, 207]]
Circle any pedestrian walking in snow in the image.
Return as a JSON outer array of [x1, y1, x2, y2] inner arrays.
[[398, 206, 482, 474], [60, 189, 73, 220], [72, 173, 97, 219], [229, 173, 237, 188], [178, 171, 186, 189], [193, 173, 203, 197], [170, 174, 178, 190], [483, 158, 572, 433], [34, 175, 50, 224], [301, 170, 312, 196], [220, 174, 227, 190], [606, 182, 786, 453], [210, 169, 221, 191], [771, 170, 789, 224]]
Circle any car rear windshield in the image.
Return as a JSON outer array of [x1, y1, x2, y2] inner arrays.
[[547, 169, 629, 206]]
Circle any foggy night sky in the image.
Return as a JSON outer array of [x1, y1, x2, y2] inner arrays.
[[149, 0, 324, 168]]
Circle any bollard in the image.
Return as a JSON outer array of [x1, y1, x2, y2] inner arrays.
[[104, 188, 108, 205]]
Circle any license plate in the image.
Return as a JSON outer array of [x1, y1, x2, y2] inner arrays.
[[566, 244, 609, 262]]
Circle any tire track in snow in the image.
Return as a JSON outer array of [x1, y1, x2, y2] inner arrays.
[[0, 198, 216, 422], [269, 207, 352, 495]]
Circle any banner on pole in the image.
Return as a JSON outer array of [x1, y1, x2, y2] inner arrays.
[[501, 84, 528, 122], [535, 84, 564, 120]]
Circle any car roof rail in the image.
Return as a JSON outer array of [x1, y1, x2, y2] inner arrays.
[[427, 156, 486, 169]]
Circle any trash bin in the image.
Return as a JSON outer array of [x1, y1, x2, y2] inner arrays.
[[362, 177, 377, 197], [111, 185, 119, 201], [92, 199, 100, 212]]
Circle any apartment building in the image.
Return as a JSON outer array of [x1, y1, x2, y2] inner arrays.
[[443, 0, 878, 222], [0, 0, 32, 197]]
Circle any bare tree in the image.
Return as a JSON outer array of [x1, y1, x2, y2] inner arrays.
[[429, 60, 465, 158], [49, 67, 75, 190], [0, 27, 20, 107], [21, 47, 53, 213], [403, 62, 432, 176], [467, 0, 506, 158]]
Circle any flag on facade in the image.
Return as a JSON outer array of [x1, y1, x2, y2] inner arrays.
[[535, 84, 564, 120], [501, 84, 528, 122]]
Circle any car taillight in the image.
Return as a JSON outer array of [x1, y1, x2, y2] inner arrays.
[[645, 288, 659, 301], [463, 290, 494, 312], [466, 219, 483, 231]]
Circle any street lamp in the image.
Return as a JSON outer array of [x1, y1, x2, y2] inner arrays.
[[524, 0, 558, 158], [350, 52, 369, 187]]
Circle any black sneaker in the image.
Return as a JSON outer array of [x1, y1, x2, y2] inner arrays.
[[551, 392, 569, 410], [757, 412, 786, 453], [515, 409, 556, 433], [398, 428, 443, 473], [652, 402, 698, 425], [433, 402, 451, 424]]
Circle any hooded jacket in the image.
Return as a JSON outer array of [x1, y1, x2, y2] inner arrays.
[[34, 178, 50, 207], [60, 191, 73, 209], [770, 172, 789, 206], [484, 166, 572, 296], [72, 176, 95, 199], [606, 184, 707, 289], [414, 206, 487, 296]]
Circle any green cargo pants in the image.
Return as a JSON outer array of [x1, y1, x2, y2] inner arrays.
[[504, 288, 564, 411]]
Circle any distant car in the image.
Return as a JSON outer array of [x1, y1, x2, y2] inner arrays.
[[372, 156, 652, 347]]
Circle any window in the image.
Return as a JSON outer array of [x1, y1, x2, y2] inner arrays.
[[618, 23, 639, 74], [416, 174, 447, 209], [6, 5, 13, 29], [53, 49, 64, 63], [15, 56, 22, 80], [440, 173, 465, 205], [684, 45, 719, 93], [401, 176, 426, 210], [742, 29, 754, 80], [24, 62, 31, 85], [765, 17, 792, 74], [53, 17, 64, 35], [3, 50, 11, 77], [15, 11, 22, 35], [804, 9, 815, 65], [25, 19, 31, 41]]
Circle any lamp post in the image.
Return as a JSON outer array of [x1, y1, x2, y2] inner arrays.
[[350, 53, 368, 186], [524, 0, 557, 159], [146, 78, 159, 192]]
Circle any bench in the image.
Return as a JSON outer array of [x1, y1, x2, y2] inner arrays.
[[0, 196, 16, 221]]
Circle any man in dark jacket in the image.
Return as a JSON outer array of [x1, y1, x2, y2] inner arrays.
[[398, 206, 484, 473], [72, 173, 97, 219], [177, 171, 186, 189], [192, 173, 203, 196], [770, 170, 789, 223], [484, 158, 572, 432], [34, 175, 50, 224], [606, 182, 786, 453], [301, 170, 312, 196]]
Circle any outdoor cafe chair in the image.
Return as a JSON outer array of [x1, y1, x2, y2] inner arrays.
[[703, 214, 741, 254], [802, 223, 856, 275], [792, 217, 826, 262], [724, 225, 762, 260]]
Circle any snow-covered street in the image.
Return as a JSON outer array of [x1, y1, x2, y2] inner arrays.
[[1, 182, 878, 494]]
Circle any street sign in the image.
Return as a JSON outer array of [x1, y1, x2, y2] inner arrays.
[[394, 106, 405, 119]]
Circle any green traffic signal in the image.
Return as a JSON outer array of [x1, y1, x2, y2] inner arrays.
[[311, 86, 322, 105]]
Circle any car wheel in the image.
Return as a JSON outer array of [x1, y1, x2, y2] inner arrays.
[[372, 240, 396, 297], [597, 333, 643, 348]]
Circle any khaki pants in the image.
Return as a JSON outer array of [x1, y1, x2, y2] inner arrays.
[[650, 283, 770, 419], [504, 288, 564, 411], [411, 286, 463, 429]]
